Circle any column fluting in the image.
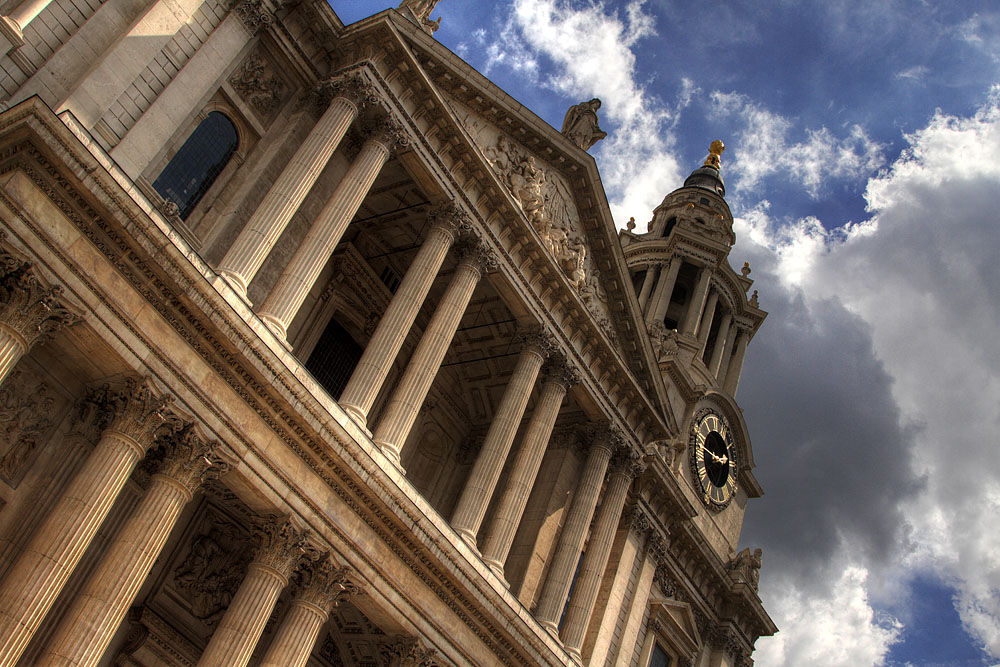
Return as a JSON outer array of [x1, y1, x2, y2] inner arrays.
[[696, 290, 719, 351], [0, 380, 169, 667], [723, 329, 749, 395], [372, 240, 494, 466], [339, 205, 466, 426], [38, 426, 221, 667], [451, 329, 551, 547], [708, 311, 734, 377], [259, 120, 406, 339], [636, 265, 658, 311], [196, 518, 307, 667], [560, 449, 643, 658], [533, 427, 618, 632], [480, 361, 577, 579], [218, 77, 375, 297], [259, 559, 357, 667]]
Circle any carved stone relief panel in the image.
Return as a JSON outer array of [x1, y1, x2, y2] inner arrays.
[[228, 49, 290, 123], [446, 96, 616, 341], [0, 365, 72, 488]]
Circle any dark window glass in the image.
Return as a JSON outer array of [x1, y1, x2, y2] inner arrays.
[[153, 111, 238, 219], [650, 643, 672, 667], [663, 216, 677, 237], [305, 318, 363, 399]]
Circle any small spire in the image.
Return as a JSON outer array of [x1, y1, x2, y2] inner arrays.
[[703, 140, 725, 170]]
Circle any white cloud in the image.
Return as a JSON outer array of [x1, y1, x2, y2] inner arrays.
[[755, 566, 901, 667], [741, 87, 1000, 662], [477, 0, 685, 225], [710, 91, 886, 199]]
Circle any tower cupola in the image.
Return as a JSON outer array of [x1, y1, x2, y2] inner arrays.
[[682, 139, 726, 197]]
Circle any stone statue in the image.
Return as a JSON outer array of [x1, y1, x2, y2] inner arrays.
[[398, 0, 442, 33], [730, 547, 763, 591], [561, 98, 608, 150]]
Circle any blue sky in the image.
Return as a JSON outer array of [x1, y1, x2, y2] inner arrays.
[[334, 2, 1000, 665]]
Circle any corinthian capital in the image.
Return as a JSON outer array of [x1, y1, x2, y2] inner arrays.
[[0, 254, 78, 349], [609, 444, 644, 479], [312, 74, 381, 115], [153, 422, 227, 494], [426, 202, 472, 236], [295, 554, 360, 612], [541, 355, 580, 389], [454, 237, 498, 274], [363, 115, 411, 151], [95, 377, 172, 446], [514, 326, 558, 358], [250, 516, 309, 579]]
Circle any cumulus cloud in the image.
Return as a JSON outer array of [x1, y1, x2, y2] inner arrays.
[[739, 88, 1000, 662], [472, 0, 685, 225], [710, 91, 886, 199]]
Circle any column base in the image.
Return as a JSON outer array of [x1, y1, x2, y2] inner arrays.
[[565, 646, 583, 664], [216, 269, 252, 305], [339, 402, 371, 434], [375, 440, 404, 473], [539, 621, 559, 639], [456, 530, 478, 551], [0, 16, 24, 55], [259, 314, 292, 351], [483, 559, 508, 585]]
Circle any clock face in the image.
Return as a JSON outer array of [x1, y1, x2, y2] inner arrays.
[[690, 410, 738, 509]]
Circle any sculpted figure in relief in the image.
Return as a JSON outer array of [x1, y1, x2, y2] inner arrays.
[[561, 98, 608, 151]]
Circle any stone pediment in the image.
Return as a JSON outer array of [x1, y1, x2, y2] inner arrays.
[[445, 94, 616, 343]]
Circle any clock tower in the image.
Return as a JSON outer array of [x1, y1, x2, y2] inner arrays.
[[621, 141, 767, 557]]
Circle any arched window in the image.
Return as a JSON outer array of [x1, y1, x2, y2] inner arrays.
[[152, 111, 238, 220]]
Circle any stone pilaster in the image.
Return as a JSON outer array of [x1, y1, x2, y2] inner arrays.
[[196, 517, 307, 667], [560, 447, 644, 659], [0, 251, 77, 385], [38, 425, 224, 667], [0, 379, 170, 667], [480, 359, 578, 579], [339, 204, 469, 426], [259, 556, 359, 667], [533, 424, 620, 631], [259, 117, 409, 339], [451, 327, 555, 547], [0, 0, 51, 54], [372, 238, 496, 466], [218, 75, 379, 297]]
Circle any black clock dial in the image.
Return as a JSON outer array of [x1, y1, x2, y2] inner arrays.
[[690, 410, 739, 509]]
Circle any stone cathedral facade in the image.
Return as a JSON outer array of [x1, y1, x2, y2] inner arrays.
[[0, 0, 775, 665]]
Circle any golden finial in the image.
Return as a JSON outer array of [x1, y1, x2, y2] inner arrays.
[[703, 140, 725, 169]]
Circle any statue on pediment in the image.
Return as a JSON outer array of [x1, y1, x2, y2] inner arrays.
[[398, 0, 442, 33], [561, 98, 608, 151]]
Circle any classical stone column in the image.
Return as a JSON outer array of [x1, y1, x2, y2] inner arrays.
[[722, 329, 749, 395], [196, 518, 307, 667], [259, 117, 409, 340], [480, 360, 578, 579], [647, 257, 681, 324], [0, 0, 50, 53], [451, 328, 553, 547], [339, 205, 468, 426], [696, 291, 719, 351], [636, 265, 658, 311], [372, 239, 495, 467], [0, 379, 170, 667], [533, 426, 618, 632], [708, 311, 734, 377], [259, 557, 358, 667], [218, 76, 377, 297], [680, 266, 712, 335], [560, 448, 643, 660], [38, 426, 223, 667], [0, 253, 77, 386]]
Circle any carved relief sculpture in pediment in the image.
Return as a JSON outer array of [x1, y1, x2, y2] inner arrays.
[[229, 50, 288, 121], [0, 368, 66, 487]]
